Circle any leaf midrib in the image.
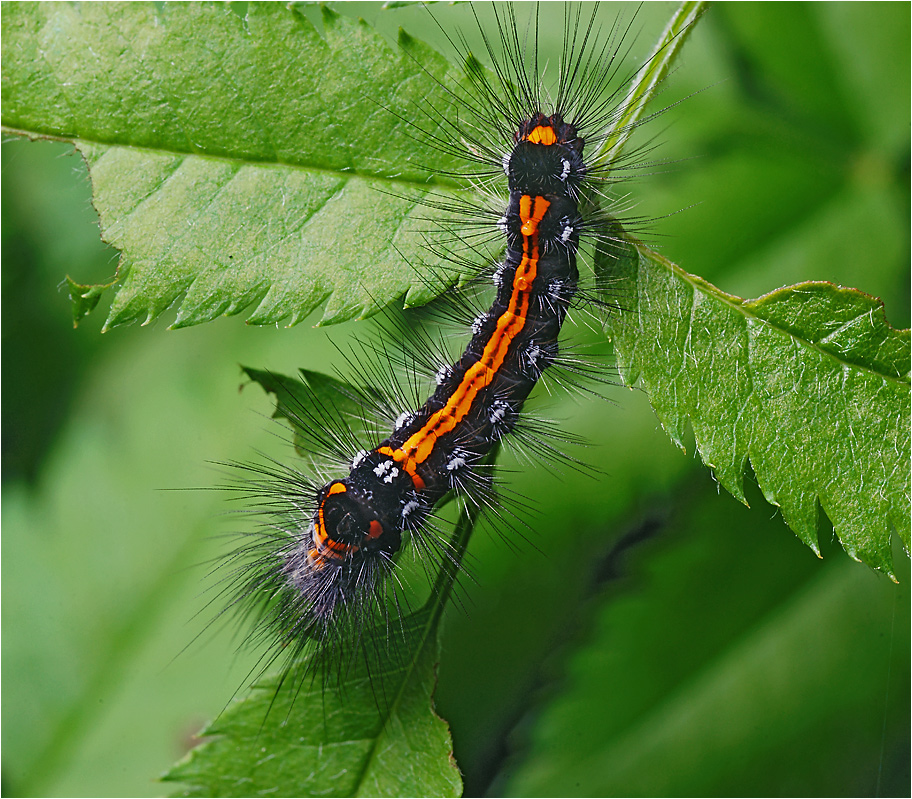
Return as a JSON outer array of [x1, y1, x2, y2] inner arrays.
[[350, 494, 477, 795], [0, 125, 468, 193], [348, 607, 438, 796], [639, 243, 911, 387]]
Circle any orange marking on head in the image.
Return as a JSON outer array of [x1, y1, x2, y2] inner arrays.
[[316, 504, 328, 543], [525, 125, 557, 145], [314, 524, 327, 546], [368, 520, 383, 539], [313, 481, 361, 560]]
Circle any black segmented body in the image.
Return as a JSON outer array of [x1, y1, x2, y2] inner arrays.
[[284, 113, 587, 617]]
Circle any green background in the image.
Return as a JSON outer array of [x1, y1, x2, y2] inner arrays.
[[3, 2, 909, 796]]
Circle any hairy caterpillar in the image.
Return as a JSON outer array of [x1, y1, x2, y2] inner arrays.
[[219, 3, 683, 695]]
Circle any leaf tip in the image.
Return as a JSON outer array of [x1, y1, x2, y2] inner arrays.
[[65, 275, 112, 326], [319, 3, 340, 27], [398, 26, 415, 50]]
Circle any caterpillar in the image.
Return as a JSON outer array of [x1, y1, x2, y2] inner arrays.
[[222, 3, 676, 693], [290, 114, 583, 598]]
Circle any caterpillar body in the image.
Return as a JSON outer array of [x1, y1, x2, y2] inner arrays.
[[286, 116, 583, 621], [226, 3, 664, 687]]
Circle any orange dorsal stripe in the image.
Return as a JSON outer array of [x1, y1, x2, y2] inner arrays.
[[378, 195, 550, 485]]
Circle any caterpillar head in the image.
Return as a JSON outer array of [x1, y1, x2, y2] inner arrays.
[[313, 481, 398, 556]]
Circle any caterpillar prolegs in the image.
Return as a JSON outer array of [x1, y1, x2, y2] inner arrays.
[[226, 3, 668, 686]]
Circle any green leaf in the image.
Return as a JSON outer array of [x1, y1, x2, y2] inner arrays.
[[602, 237, 911, 575], [165, 608, 461, 798], [242, 365, 374, 458], [1, 2, 469, 329]]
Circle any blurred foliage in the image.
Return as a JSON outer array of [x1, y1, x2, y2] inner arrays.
[[2, 2, 908, 797]]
